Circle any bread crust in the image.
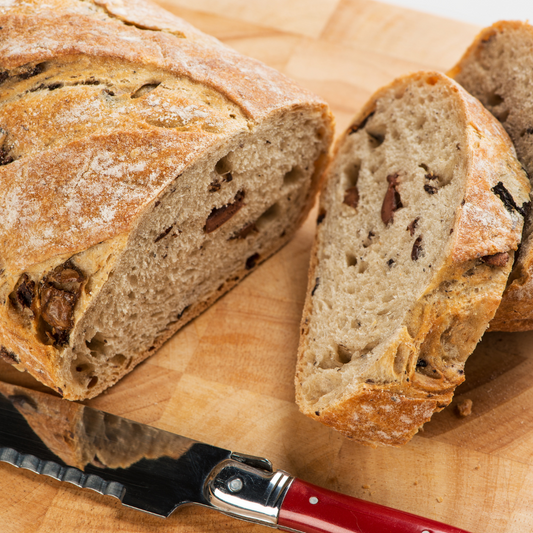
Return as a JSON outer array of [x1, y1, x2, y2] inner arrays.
[[0, 0, 326, 275], [0, 0, 333, 398], [449, 21, 533, 331], [296, 72, 530, 446]]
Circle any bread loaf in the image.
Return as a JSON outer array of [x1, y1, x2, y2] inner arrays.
[[0, 0, 333, 400], [295, 71, 530, 447], [450, 21, 533, 331]]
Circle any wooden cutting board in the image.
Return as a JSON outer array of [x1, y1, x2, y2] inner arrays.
[[2, 1, 532, 531]]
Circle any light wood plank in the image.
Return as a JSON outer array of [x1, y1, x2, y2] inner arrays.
[[159, 0, 342, 38], [321, 0, 480, 71], [2, 1, 532, 532]]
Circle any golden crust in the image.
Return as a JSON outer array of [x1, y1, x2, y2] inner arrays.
[[296, 71, 530, 446], [449, 20, 533, 332], [0, 0, 325, 274], [487, 239, 533, 331], [0, 0, 334, 398], [0, 0, 320, 121], [1, 130, 218, 272]]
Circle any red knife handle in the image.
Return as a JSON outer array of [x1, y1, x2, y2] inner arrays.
[[278, 478, 471, 533]]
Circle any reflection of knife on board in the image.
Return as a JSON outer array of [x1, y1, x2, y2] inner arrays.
[[0, 382, 470, 533]]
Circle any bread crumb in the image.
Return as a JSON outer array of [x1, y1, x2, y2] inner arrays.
[[456, 398, 473, 417], [436, 496, 444, 503], [413, 480, 418, 486], [474, 465, 481, 470], [362, 484, 370, 489]]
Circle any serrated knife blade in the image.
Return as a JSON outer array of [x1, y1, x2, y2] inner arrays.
[[0, 382, 471, 533]]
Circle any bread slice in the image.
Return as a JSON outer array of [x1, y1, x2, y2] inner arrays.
[[295, 71, 530, 447], [450, 21, 533, 331], [0, 0, 333, 400]]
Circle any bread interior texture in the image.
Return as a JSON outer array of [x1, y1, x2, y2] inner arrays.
[[299, 77, 468, 409], [452, 25, 533, 174], [55, 112, 324, 398]]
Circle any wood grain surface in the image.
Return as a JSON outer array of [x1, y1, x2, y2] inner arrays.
[[1, 1, 531, 532]]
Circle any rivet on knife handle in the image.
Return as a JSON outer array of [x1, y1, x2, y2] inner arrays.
[[0, 383, 471, 533]]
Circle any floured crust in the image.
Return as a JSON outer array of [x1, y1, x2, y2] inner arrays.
[[0, 0, 324, 274], [449, 21, 533, 331], [0, 0, 319, 122], [0, 0, 334, 399], [296, 72, 530, 446]]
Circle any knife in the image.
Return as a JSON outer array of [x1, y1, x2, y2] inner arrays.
[[0, 382, 470, 533]]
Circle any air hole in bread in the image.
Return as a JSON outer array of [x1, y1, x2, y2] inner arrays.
[[256, 202, 280, 229], [71, 358, 96, 386], [520, 127, 533, 138], [359, 341, 379, 357], [85, 332, 109, 357], [18, 62, 46, 80], [131, 82, 161, 99], [336, 344, 353, 364], [416, 115, 426, 129], [0, 140, 14, 166], [215, 153, 233, 175], [494, 108, 510, 123], [87, 376, 98, 388], [110, 354, 126, 366], [411, 236, 424, 261], [245, 253, 260, 270], [344, 161, 361, 188], [209, 170, 233, 192], [346, 253, 357, 267], [357, 259, 368, 274], [366, 127, 385, 147], [381, 293, 394, 304], [283, 165, 304, 186], [487, 92, 504, 107]]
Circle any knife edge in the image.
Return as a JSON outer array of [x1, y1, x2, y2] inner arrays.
[[0, 446, 126, 500]]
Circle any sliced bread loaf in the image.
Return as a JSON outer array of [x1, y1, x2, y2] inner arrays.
[[0, 0, 333, 400], [450, 21, 533, 331], [295, 71, 530, 446]]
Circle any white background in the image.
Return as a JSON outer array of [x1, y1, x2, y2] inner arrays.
[[381, 0, 533, 27]]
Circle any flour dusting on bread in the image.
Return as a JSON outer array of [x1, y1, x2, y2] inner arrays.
[[296, 71, 530, 446], [450, 21, 533, 331], [0, 0, 334, 399]]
